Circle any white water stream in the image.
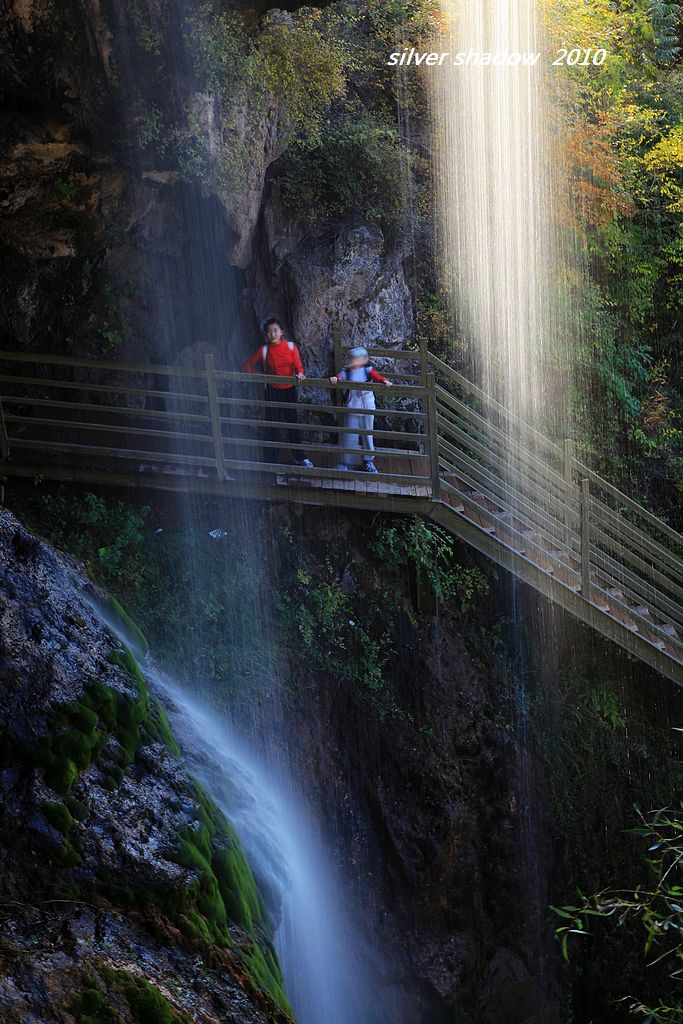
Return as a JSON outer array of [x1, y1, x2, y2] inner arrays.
[[145, 668, 381, 1024]]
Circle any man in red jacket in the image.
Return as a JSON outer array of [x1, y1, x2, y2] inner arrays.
[[243, 319, 314, 468]]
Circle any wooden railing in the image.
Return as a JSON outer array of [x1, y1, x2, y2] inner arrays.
[[428, 353, 683, 659], [0, 349, 431, 488], [0, 347, 680, 681]]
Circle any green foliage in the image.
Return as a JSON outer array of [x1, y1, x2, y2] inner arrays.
[[553, 805, 683, 1023], [371, 517, 488, 614], [414, 292, 453, 359], [53, 178, 77, 203], [97, 280, 133, 353], [276, 516, 488, 716], [276, 555, 392, 703], [25, 489, 489, 720], [31, 489, 151, 589], [26, 486, 278, 696], [540, 669, 680, 873], [179, 4, 346, 191], [279, 102, 405, 228], [537, 660, 682, 1019], [651, 1, 682, 63], [543, 0, 683, 515]]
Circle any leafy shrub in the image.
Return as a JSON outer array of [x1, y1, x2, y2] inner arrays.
[[278, 102, 406, 228], [25, 486, 276, 696], [553, 804, 683, 1024], [276, 557, 391, 702], [371, 517, 488, 615]]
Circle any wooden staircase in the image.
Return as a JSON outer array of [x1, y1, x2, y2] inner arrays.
[[0, 347, 680, 685]]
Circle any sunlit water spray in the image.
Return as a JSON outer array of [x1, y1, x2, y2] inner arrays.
[[430, 0, 578, 995], [431, 0, 566, 429]]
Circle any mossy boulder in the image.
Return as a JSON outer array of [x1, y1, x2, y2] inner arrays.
[[0, 510, 291, 1019]]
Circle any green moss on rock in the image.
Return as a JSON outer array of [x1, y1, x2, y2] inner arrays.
[[29, 641, 180, 798], [66, 796, 89, 821], [243, 940, 291, 1014], [70, 983, 114, 1024], [107, 594, 150, 657], [32, 670, 143, 795], [71, 970, 188, 1024], [146, 698, 181, 757], [14, 585, 290, 1016], [106, 970, 188, 1024], [54, 837, 82, 867], [44, 800, 76, 835], [144, 779, 291, 1015]]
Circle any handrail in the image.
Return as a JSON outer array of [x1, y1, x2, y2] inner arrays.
[[575, 458, 683, 551], [428, 351, 563, 458], [0, 349, 209, 379], [0, 345, 680, 680]]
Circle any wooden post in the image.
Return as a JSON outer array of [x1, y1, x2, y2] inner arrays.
[[580, 477, 591, 603], [0, 399, 10, 460], [332, 328, 343, 410], [419, 334, 428, 387], [332, 328, 343, 375], [426, 370, 440, 500], [204, 353, 226, 481], [563, 436, 574, 545]]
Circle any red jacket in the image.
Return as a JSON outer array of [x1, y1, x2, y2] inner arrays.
[[243, 340, 304, 389]]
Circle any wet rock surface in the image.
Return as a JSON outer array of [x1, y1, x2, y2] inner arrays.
[[0, 508, 289, 1023], [255, 506, 561, 1024], [0, 0, 412, 375], [252, 191, 413, 376]]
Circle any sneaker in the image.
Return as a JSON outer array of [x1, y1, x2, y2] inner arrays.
[[295, 458, 314, 469], [363, 461, 378, 474]]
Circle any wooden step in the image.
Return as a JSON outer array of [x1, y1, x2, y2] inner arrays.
[[521, 529, 564, 555], [557, 551, 581, 572], [516, 547, 556, 573], [608, 605, 640, 632], [463, 508, 497, 534], [468, 490, 505, 515], [443, 490, 465, 513], [658, 622, 680, 640], [663, 642, 683, 662], [443, 472, 470, 493], [553, 565, 581, 591], [639, 628, 667, 651]]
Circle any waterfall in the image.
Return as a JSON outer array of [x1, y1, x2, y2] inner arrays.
[[91, 579, 384, 1022], [144, 668, 382, 1024], [98, 7, 388, 1016], [429, 0, 578, 994], [431, 0, 570, 432]]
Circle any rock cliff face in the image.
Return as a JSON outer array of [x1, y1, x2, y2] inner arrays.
[[253, 192, 413, 376], [0, 0, 413, 372], [0, 508, 290, 1024], [1, 3, 554, 1022], [249, 505, 561, 1024]]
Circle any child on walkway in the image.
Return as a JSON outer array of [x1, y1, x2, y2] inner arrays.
[[243, 319, 313, 468], [330, 346, 392, 473]]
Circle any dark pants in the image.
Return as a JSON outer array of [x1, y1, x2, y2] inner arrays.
[[264, 384, 306, 464]]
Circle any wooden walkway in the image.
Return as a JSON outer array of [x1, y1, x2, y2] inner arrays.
[[0, 347, 680, 686]]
